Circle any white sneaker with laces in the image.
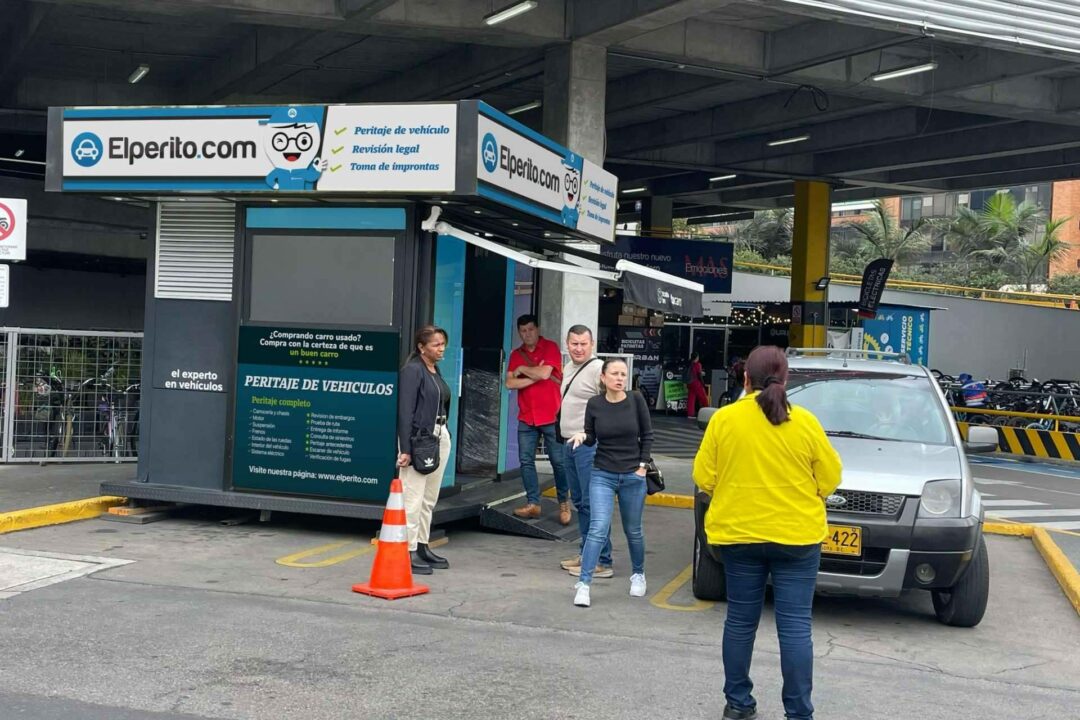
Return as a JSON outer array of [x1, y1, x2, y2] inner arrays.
[[630, 573, 647, 597], [573, 581, 591, 607]]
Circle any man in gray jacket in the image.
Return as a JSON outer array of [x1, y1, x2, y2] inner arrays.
[[558, 325, 613, 579]]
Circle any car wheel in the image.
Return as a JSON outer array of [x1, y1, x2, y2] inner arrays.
[[931, 535, 989, 627], [692, 532, 727, 601]]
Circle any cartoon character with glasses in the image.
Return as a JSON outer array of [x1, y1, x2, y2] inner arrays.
[[260, 106, 328, 190]]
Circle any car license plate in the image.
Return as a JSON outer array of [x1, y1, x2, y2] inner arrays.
[[823, 524, 862, 556]]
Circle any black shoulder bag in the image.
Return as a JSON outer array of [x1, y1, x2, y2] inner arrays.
[[410, 368, 442, 475], [632, 391, 664, 495], [555, 357, 600, 443]]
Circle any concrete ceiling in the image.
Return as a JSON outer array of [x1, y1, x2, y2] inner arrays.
[[3, 0, 1080, 223]]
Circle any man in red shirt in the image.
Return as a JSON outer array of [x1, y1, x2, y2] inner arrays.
[[506, 314, 570, 522]]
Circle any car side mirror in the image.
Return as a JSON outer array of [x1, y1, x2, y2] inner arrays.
[[964, 425, 999, 455]]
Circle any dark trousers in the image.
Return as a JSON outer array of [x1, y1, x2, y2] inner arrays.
[[718, 543, 821, 720]]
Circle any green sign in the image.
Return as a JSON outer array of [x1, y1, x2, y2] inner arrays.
[[232, 325, 399, 501]]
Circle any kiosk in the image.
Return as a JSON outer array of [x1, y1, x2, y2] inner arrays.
[[46, 100, 702, 531]]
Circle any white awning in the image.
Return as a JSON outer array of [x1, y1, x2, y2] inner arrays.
[[422, 207, 704, 316]]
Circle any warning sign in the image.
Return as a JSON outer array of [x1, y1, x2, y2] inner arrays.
[[0, 198, 27, 261]]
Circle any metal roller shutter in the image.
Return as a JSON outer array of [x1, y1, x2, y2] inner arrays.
[[776, 0, 1080, 57], [154, 200, 236, 301]]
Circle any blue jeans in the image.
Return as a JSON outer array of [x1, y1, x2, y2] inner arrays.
[[579, 469, 646, 584], [517, 421, 569, 504], [563, 443, 611, 566], [718, 543, 821, 720]]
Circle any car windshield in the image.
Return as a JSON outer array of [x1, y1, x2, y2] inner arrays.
[[787, 370, 951, 445]]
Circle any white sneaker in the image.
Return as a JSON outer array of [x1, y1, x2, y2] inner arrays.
[[573, 581, 591, 608], [630, 573, 647, 597]]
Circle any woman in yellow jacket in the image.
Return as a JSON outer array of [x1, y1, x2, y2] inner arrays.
[[693, 345, 842, 720]]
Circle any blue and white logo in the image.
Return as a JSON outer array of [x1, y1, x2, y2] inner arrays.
[[481, 132, 499, 173], [71, 132, 103, 167]]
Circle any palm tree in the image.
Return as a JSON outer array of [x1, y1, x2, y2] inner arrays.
[[967, 192, 1047, 267], [734, 208, 793, 259], [841, 200, 930, 265], [937, 191, 1071, 289], [1014, 217, 1071, 291]]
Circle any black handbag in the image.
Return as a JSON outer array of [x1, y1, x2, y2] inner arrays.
[[644, 459, 665, 496], [409, 368, 443, 475], [631, 391, 664, 495], [410, 427, 441, 475], [555, 357, 599, 443]]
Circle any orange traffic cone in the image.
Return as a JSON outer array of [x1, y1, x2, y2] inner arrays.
[[352, 477, 430, 600]]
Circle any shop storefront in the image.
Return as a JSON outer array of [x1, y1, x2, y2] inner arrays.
[[46, 100, 701, 519]]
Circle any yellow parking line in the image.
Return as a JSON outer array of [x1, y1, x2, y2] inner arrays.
[[649, 563, 715, 612], [276, 540, 373, 568]]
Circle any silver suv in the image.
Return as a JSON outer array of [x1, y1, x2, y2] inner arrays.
[[692, 349, 994, 627]]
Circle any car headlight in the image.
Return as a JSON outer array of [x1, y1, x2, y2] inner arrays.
[[919, 479, 961, 518]]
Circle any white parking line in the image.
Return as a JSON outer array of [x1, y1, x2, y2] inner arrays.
[[982, 499, 1048, 507], [973, 478, 1022, 486], [987, 509, 1080, 519], [1034, 521, 1080, 531]]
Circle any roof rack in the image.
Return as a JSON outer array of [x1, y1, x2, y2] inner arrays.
[[785, 348, 912, 365]]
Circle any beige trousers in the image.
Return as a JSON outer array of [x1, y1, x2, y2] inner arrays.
[[401, 425, 451, 551]]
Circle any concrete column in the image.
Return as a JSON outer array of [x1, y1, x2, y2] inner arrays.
[[540, 41, 607, 347], [640, 197, 673, 237], [789, 181, 831, 348]]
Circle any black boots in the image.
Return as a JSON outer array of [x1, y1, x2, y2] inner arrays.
[[417, 543, 449, 569], [410, 551, 434, 575]]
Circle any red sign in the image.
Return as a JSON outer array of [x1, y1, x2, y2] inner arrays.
[[0, 202, 15, 242]]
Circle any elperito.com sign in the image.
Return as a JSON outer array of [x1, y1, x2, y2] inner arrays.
[[55, 104, 457, 193]]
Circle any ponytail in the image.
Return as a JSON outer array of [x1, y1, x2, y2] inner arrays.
[[745, 346, 790, 425]]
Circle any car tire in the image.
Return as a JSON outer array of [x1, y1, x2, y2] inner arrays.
[[931, 535, 989, 627], [692, 532, 727, 601]]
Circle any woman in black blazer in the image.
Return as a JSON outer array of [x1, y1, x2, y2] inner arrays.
[[396, 325, 453, 575]]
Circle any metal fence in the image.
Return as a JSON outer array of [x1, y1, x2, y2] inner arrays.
[[2, 328, 143, 463]]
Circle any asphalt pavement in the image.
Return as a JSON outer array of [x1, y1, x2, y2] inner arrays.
[[0, 458, 1077, 719]]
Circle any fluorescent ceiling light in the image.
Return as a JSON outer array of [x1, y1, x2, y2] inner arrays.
[[484, 0, 538, 26], [622, 186, 647, 194], [14, 149, 24, 158], [767, 134, 810, 147], [507, 100, 541, 115], [871, 62, 938, 82], [709, 174, 737, 182], [128, 64, 150, 84]]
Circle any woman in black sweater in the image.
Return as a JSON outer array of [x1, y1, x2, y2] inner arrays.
[[397, 325, 453, 575], [567, 358, 654, 607]]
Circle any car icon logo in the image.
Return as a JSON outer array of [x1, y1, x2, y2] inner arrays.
[[825, 494, 847, 508], [75, 139, 98, 160], [71, 132, 104, 167], [481, 133, 499, 173]]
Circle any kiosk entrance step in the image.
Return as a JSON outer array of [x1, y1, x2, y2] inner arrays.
[[479, 495, 581, 542]]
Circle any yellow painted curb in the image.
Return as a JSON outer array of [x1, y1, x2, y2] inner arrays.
[[1032, 527, 1080, 618], [0, 496, 127, 535], [543, 485, 694, 509], [646, 493, 694, 509], [984, 521, 1033, 538]]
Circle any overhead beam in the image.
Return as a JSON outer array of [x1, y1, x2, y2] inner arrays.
[[0, 2, 53, 103], [816, 121, 1080, 176], [767, 21, 914, 75], [31, 0, 342, 28], [344, 45, 543, 103], [571, 0, 724, 46], [608, 91, 876, 155]]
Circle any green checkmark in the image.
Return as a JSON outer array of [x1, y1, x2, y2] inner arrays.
[[330, 164, 342, 172], [334, 126, 347, 136], [331, 146, 344, 155]]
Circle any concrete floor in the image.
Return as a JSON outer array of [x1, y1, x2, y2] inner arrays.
[[0, 495, 1077, 719]]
